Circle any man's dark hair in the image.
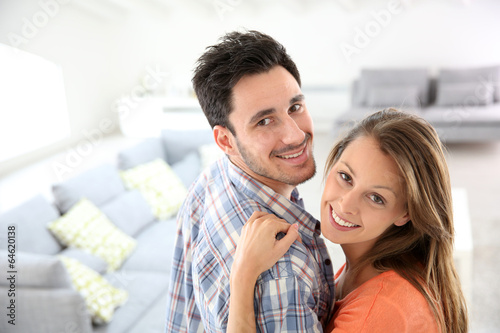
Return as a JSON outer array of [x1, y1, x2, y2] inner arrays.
[[192, 30, 301, 134]]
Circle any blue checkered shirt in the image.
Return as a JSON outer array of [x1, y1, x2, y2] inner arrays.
[[165, 157, 335, 332]]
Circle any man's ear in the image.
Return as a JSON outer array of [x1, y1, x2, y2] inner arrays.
[[213, 125, 237, 156], [394, 212, 410, 227]]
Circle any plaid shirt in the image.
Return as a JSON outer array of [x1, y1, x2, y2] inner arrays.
[[165, 157, 335, 332]]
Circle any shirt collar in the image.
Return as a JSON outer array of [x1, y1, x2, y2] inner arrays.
[[225, 157, 319, 239]]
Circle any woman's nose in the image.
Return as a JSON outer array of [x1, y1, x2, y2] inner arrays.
[[338, 190, 358, 216]]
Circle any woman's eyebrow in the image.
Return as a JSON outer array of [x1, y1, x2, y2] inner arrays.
[[340, 161, 397, 197]]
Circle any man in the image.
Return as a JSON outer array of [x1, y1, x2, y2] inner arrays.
[[165, 30, 334, 332]]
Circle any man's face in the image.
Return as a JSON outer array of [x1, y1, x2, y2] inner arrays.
[[226, 65, 316, 192]]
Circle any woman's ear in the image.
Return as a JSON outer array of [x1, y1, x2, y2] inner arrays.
[[394, 212, 410, 227], [213, 125, 236, 156]]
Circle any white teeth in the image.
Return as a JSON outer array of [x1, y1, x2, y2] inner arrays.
[[331, 209, 358, 228], [278, 149, 304, 159]]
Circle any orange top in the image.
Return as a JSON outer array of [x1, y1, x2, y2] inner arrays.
[[326, 264, 439, 333]]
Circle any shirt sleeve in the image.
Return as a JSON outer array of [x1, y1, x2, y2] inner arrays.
[[253, 273, 324, 333], [192, 240, 325, 333], [165, 206, 200, 332]]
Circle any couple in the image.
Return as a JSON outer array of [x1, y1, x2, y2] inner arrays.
[[165, 30, 468, 332]]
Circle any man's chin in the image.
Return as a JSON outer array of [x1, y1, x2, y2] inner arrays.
[[278, 158, 317, 186]]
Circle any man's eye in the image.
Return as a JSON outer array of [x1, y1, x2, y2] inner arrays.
[[290, 104, 301, 113], [257, 118, 271, 126]]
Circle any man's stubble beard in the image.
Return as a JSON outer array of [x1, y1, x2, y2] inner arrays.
[[235, 134, 317, 187]]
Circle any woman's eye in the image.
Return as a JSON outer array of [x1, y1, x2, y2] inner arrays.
[[257, 118, 271, 126], [370, 194, 385, 205], [338, 172, 352, 183]]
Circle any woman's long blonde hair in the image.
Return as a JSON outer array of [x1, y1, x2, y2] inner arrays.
[[325, 109, 468, 332]]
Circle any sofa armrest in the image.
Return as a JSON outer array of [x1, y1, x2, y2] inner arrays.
[[0, 287, 92, 333]]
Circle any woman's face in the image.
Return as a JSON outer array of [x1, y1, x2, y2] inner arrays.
[[321, 136, 409, 252]]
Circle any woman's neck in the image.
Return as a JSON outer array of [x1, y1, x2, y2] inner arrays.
[[341, 241, 373, 268], [337, 243, 380, 299]]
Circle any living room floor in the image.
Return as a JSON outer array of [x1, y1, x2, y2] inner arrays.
[[298, 131, 500, 333]]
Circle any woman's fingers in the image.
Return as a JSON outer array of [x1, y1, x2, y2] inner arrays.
[[276, 223, 300, 254], [233, 212, 302, 281]]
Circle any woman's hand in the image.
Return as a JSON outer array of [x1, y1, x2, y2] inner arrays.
[[227, 211, 301, 333], [232, 211, 301, 282]]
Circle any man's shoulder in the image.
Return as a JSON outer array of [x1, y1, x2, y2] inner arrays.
[[179, 159, 265, 242], [182, 160, 226, 204], [183, 159, 266, 217], [257, 241, 322, 286]]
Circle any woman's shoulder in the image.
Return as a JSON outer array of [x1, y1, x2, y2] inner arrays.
[[329, 270, 439, 333], [354, 270, 432, 312]]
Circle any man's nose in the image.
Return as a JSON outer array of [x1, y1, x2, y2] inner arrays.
[[280, 116, 305, 145]]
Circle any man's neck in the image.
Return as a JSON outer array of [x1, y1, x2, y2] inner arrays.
[[228, 157, 295, 199]]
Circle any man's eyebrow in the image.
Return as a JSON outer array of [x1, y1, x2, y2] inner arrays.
[[248, 94, 305, 125], [249, 108, 275, 125], [290, 94, 305, 104]]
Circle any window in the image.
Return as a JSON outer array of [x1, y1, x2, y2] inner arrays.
[[0, 43, 70, 162]]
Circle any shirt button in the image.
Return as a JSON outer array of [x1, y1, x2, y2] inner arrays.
[[324, 259, 331, 266]]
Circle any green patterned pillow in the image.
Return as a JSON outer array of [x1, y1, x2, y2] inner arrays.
[[48, 198, 136, 272], [120, 158, 187, 220], [59, 256, 128, 324]]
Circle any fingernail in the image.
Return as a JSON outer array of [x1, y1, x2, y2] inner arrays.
[[293, 223, 299, 230]]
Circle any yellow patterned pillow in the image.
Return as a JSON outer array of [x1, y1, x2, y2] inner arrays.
[[120, 158, 187, 220], [48, 198, 136, 272], [59, 256, 128, 324]]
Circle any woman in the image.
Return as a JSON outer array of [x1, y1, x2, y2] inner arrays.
[[228, 109, 468, 332]]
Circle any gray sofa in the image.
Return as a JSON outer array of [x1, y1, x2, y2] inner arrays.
[[333, 66, 500, 143], [0, 129, 214, 333]]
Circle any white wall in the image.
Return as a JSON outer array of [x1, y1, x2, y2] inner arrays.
[[1, 0, 500, 175]]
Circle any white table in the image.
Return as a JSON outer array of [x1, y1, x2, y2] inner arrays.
[[452, 188, 473, 303], [117, 97, 210, 138]]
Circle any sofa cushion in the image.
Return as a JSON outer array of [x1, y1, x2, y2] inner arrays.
[[120, 159, 187, 220], [438, 65, 500, 102], [0, 195, 62, 255], [47, 198, 137, 272], [98, 271, 169, 333], [365, 85, 420, 108], [121, 218, 177, 273], [422, 104, 500, 125], [161, 128, 213, 165], [0, 251, 72, 288], [58, 247, 108, 274], [59, 256, 128, 325], [171, 151, 202, 189], [0, 287, 92, 333], [118, 138, 166, 170], [100, 190, 156, 237], [436, 82, 494, 106], [52, 164, 126, 214], [356, 69, 430, 106]]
